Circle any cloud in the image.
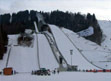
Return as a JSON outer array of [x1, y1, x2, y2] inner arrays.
[[0, 8, 10, 14], [0, 0, 111, 20]]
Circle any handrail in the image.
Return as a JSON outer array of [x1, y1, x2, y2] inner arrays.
[[43, 32, 60, 64], [34, 21, 41, 69], [6, 46, 12, 67], [48, 26, 70, 68]]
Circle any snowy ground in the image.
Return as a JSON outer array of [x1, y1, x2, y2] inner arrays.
[[49, 24, 111, 69], [49, 25, 98, 69], [38, 34, 58, 69], [98, 20, 111, 49], [0, 72, 111, 81], [62, 27, 111, 69], [0, 33, 59, 72], [0, 20, 111, 81], [0, 34, 39, 72]]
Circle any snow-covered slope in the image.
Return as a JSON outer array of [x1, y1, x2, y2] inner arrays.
[[0, 34, 59, 72], [1, 22, 111, 72], [0, 34, 39, 72], [0, 20, 111, 81], [77, 26, 94, 37], [98, 20, 111, 49], [38, 34, 58, 69], [61, 27, 111, 69], [49, 25, 98, 69], [48, 24, 111, 69]]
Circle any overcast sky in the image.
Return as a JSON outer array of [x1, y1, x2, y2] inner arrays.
[[0, 0, 111, 20]]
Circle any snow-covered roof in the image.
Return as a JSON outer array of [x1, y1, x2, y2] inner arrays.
[[25, 29, 32, 34], [77, 26, 94, 37]]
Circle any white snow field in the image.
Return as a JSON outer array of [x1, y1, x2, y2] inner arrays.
[[77, 26, 94, 37], [0, 72, 111, 81], [98, 20, 111, 49], [0, 33, 59, 72], [0, 34, 39, 72], [0, 20, 111, 81], [38, 34, 58, 70], [49, 24, 111, 69], [49, 25, 98, 69], [62, 27, 111, 69]]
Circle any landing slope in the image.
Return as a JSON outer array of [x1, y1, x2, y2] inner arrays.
[[49, 24, 111, 69]]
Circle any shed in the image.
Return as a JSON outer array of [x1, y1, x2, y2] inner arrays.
[[3, 67, 13, 75]]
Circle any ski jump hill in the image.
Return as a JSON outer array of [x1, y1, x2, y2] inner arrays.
[[0, 23, 111, 73]]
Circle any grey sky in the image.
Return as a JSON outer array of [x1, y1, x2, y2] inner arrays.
[[0, 0, 111, 20]]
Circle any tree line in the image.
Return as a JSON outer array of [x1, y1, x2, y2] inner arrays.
[[0, 10, 103, 59], [40, 10, 102, 45], [0, 25, 8, 59], [0, 10, 39, 59], [0, 10, 39, 34]]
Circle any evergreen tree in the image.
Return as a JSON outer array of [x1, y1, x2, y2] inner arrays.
[[0, 10, 102, 45], [0, 25, 7, 59]]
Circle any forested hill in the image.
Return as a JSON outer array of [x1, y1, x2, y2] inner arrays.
[[0, 10, 102, 45], [41, 10, 102, 45]]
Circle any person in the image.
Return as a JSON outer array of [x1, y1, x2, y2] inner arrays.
[[57, 70, 59, 74], [53, 70, 56, 74], [47, 69, 50, 75]]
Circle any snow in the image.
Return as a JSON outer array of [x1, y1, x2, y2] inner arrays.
[[0, 35, 19, 70], [49, 25, 98, 69], [0, 72, 111, 81], [77, 26, 94, 37], [25, 29, 33, 34], [61, 27, 111, 69], [34, 21, 39, 32], [6, 34, 39, 72], [36, 12, 44, 22], [38, 34, 58, 70], [98, 20, 111, 49], [0, 20, 111, 81], [0, 33, 58, 72]]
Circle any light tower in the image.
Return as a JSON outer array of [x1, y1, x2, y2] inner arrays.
[[70, 49, 73, 66]]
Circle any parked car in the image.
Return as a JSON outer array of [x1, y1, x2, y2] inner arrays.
[[36, 68, 50, 76]]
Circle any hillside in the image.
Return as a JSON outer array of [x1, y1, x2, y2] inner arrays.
[[98, 20, 111, 49], [0, 10, 102, 45], [41, 10, 103, 45], [0, 20, 111, 81]]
